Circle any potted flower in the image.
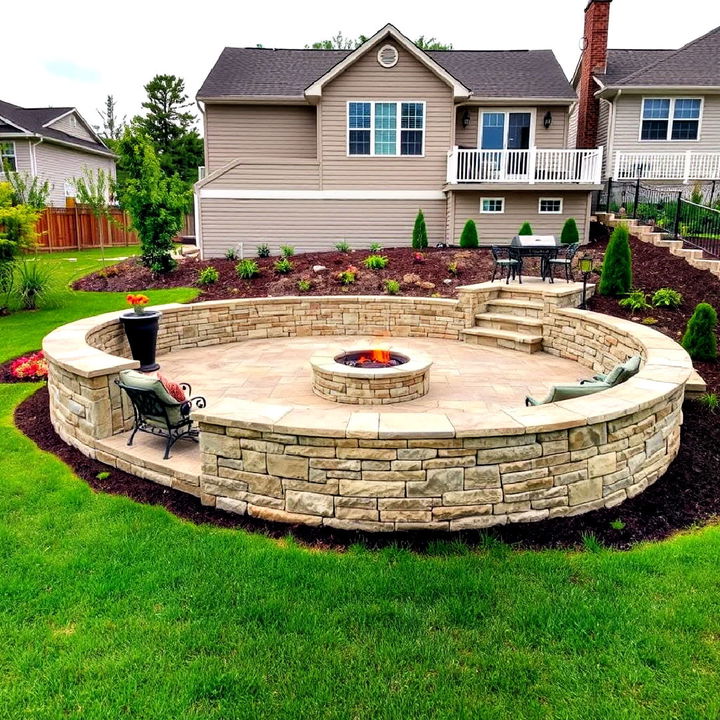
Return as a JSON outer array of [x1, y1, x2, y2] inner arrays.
[[120, 294, 161, 371]]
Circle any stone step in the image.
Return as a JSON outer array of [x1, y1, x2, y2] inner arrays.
[[690, 259, 720, 272], [475, 313, 543, 335], [461, 327, 543, 354], [653, 238, 683, 250], [485, 298, 544, 318], [670, 246, 703, 262], [595, 212, 615, 224], [685, 369, 707, 398]]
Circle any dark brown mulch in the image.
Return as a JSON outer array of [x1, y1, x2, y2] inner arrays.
[[15, 385, 720, 551], [72, 246, 508, 300], [587, 233, 720, 392]]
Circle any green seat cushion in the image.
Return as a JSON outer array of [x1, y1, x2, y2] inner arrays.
[[118, 369, 185, 425], [527, 382, 610, 406], [604, 355, 642, 387]]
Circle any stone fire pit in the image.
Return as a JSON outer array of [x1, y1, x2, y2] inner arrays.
[[310, 345, 432, 404]]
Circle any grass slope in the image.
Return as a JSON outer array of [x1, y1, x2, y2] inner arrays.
[[1, 251, 720, 718]]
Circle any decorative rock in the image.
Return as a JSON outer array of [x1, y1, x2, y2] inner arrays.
[[313, 265, 327, 273], [285, 490, 334, 517]]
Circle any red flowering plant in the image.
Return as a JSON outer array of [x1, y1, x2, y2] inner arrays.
[[10, 351, 48, 380], [338, 265, 358, 285], [413, 252, 426, 264], [126, 293, 150, 315]]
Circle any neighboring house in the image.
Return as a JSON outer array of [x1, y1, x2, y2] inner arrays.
[[571, 0, 720, 184], [0, 99, 116, 206], [195, 24, 602, 257]]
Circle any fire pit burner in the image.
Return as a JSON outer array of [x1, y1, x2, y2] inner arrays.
[[336, 349, 409, 369]]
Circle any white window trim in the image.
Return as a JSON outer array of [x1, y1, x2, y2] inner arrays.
[[346, 100, 426, 158], [478, 108, 536, 150], [538, 197, 563, 214], [480, 197, 505, 214], [638, 97, 703, 143], [0, 140, 16, 171]]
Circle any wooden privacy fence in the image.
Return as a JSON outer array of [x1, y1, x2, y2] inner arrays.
[[33, 207, 195, 252]]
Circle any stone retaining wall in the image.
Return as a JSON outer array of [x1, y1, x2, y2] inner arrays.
[[43, 291, 693, 532]]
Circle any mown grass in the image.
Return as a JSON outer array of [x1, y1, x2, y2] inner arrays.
[[1, 250, 720, 718]]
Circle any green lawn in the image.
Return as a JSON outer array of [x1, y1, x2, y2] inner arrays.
[[1, 251, 720, 718]]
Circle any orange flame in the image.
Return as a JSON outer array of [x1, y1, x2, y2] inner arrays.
[[356, 349, 391, 366]]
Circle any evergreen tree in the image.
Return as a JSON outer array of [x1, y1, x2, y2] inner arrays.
[[459, 219, 478, 248], [116, 128, 189, 273], [518, 222, 533, 235], [682, 302, 718, 361], [598, 224, 632, 296], [134, 75, 204, 188], [97, 95, 126, 141], [412, 209, 428, 249], [560, 218, 579, 245]]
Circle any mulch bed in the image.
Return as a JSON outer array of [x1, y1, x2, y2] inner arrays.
[[587, 233, 720, 392], [0, 357, 44, 384], [15, 385, 720, 551], [73, 246, 509, 300]]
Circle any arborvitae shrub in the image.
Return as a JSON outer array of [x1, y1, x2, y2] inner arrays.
[[459, 219, 478, 248], [598, 224, 632, 296], [518, 222, 533, 235], [561, 218, 579, 245], [682, 302, 718, 361], [412, 209, 428, 249]]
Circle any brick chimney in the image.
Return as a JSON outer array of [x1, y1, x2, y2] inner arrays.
[[576, 0, 612, 149]]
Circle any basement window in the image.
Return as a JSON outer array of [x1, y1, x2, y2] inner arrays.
[[539, 198, 563, 214], [480, 198, 504, 214]]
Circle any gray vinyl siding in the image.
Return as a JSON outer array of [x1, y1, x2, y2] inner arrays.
[[199, 198, 446, 257], [47, 112, 97, 143], [320, 41, 453, 189], [35, 142, 115, 206], [611, 93, 720, 154], [451, 190, 591, 245], [597, 99, 611, 177], [455, 107, 478, 148], [204, 104, 317, 172]]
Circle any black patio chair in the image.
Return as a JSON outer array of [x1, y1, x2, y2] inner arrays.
[[547, 243, 580, 283], [115, 369, 207, 459], [491, 245, 522, 284]]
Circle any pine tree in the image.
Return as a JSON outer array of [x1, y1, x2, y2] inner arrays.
[[560, 218, 579, 245], [518, 222, 533, 235], [598, 224, 632, 296], [412, 209, 428, 249], [97, 95, 126, 141], [459, 219, 478, 248], [682, 303, 718, 361]]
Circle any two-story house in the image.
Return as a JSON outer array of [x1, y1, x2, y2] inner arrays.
[[0, 99, 116, 206], [571, 0, 720, 185], [195, 25, 603, 257]]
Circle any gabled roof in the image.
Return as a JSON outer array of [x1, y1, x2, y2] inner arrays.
[[0, 99, 113, 156], [198, 26, 576, 103], [594, 49, 675, 86]]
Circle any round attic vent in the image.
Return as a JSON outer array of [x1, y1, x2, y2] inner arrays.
[[377, 44, 399, 68]]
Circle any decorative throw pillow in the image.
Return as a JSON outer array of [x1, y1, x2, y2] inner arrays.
[[158, 374, 187, 403]]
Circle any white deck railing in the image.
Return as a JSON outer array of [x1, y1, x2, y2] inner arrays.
[[614, 151, 720, 182], [446, 146, 603, 185]]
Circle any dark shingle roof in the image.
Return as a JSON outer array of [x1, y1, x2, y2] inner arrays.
[[596, 49, 675, 85], [197, 46, 576, 101], [0, 99, 112, 154], [600, 26, 720, 87]]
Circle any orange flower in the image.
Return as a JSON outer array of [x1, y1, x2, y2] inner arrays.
[[126, 294, 150, 307]]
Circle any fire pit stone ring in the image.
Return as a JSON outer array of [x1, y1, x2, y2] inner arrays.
[[310, 345, 432, 404]]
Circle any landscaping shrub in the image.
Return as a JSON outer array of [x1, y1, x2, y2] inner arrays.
[[682, 302, 718, 361], [197, 266, 219, 285], [235, 259, 260, 279], [338, 266, 357, 285], [698, 392, 720, 413], [363, 255, 389, 270], [560, 218, 579, 245], [274, 258, 293, 274], [280, 245, 295, 257], [459, 219, 478, 248], [225, 247, 238, 260], [619, 290, 650, 312], [518, 222, 533, 236], [335, 241, 350, 253], [369, 242, 383, 252], [413, 252, 426, 264], [447, 262, 459, 276], [15, 261, 53, 310], [384, 279, 401, 295], [412, 209, 428, 249], [256, 244, 270, 258], [652, 288, 683, 309], [598, 224, 632, 296], [297, 279, 312, 292], [10, 350, 48, 379]]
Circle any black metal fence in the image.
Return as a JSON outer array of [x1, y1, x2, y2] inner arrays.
[[597, 178, 720, 257]]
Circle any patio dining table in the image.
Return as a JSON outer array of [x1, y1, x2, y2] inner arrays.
[[509, 235, 560, 281]]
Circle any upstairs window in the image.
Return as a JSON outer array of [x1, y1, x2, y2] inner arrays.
[[0, 142, 16, 172], [348, 101, 424, 156], [641, 98, 701, 141]]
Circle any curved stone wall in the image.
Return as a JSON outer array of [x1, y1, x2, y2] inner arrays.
[[43, 292, 693, 532]]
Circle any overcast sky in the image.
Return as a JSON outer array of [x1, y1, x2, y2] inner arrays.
[[3, 0, 718, 131]]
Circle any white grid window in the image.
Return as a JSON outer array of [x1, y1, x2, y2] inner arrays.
[[0, 142, 16, 172], [480, 198, 504, 214], [539, 198, 563, 214], [348, 101, 424, 156], [641, 98, 701, 141]]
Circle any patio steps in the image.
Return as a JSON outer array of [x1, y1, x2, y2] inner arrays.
[[474, 313, 543, 336], [484, 298, 544, 318], [462, 327, 543, 354]]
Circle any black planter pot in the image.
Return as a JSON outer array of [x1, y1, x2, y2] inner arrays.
[[120, 310, 161, 372]]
